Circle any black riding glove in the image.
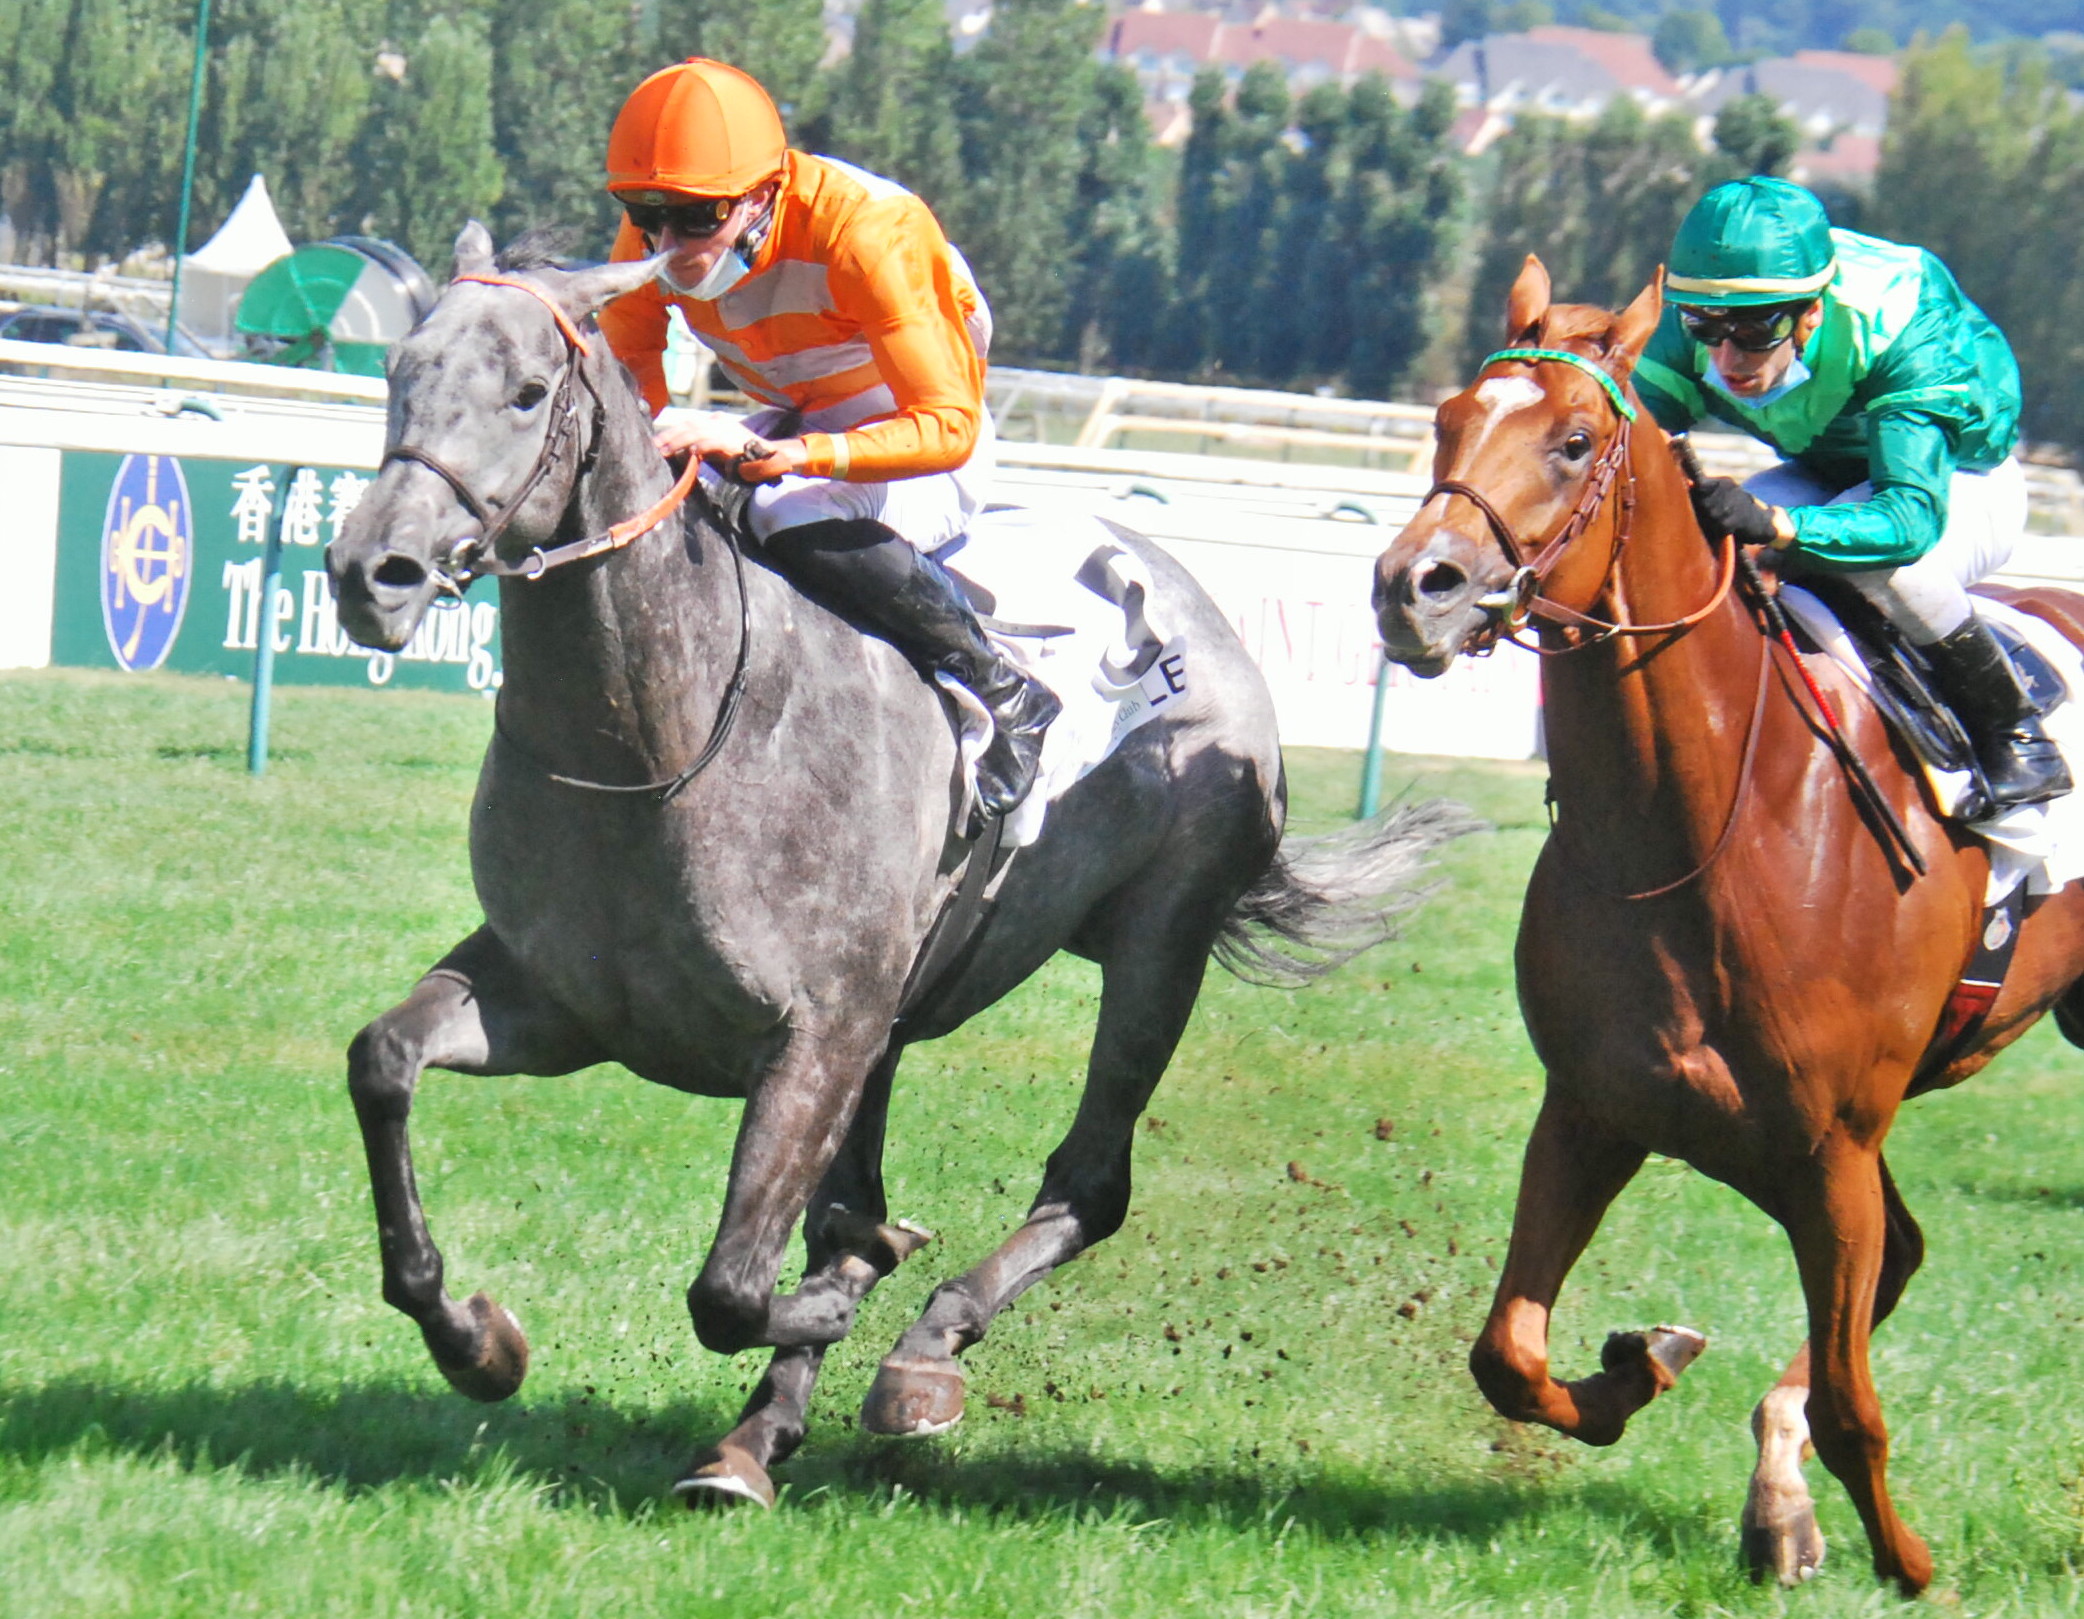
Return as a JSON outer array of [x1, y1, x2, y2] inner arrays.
[[1691, 476, 1786, 550]]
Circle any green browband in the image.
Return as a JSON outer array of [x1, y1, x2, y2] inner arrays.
[[1482, 347, 1639, 422]]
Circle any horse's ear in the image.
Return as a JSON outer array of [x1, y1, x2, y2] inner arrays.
[[453, 221, 495, 278], [1505, 255, 1551, 345], [551, 254, 672, 322], [1605, 265, 1664, 378]]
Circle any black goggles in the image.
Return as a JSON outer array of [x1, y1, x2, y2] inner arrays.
[[1677, 303, 1809, 353], [621, 195, 737, 240]]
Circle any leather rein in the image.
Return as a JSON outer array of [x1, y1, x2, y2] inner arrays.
[[1431, 346, 1764, 900], [384, 271, 750, 799]]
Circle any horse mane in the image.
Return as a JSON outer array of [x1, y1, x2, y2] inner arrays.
[[495, 227, 589, 273]]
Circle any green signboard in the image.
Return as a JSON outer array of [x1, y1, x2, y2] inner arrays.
[[51, 450, 501, 694]]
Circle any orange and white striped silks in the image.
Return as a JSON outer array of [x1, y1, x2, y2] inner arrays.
[[598, 150, 992, 484]]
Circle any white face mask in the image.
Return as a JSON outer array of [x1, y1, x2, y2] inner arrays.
[[655, 199, 773, 302], [658, 246, 750, 302], [1704, 351, 1812, 408]]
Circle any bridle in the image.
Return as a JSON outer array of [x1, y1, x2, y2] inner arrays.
[[1431, 345, 1762, 899], [1427, 346, 1734, 653], [383, 272, 703, 588], [382, 269, 748, 799]]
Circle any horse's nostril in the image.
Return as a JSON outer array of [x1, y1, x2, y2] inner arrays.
[[1415, 558, 1469, 603], [373, 554, 429, 590]]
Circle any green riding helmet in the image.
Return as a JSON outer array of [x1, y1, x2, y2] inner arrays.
[[1666, 177, 1837, 310]]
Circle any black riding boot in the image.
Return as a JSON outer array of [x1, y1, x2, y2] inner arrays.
[[762, 518, 1062, 820], [1922, 614, 2072, 809]]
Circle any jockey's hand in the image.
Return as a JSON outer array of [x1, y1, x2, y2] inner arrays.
[[1692, 476, 1794, 550], [728, 437, 811, 486], [653, 409, 758, 465]]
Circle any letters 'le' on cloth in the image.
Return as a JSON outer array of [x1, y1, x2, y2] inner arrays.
[[932, 508, 1190, 848]]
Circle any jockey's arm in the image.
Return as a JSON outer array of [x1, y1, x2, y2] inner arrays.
[[595, 247, 673, 416], [1782, 409, 1953, 570], [794, 199, 984, 484]]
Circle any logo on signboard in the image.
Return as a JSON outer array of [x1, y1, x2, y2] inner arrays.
[[101, 454, 193, 671]]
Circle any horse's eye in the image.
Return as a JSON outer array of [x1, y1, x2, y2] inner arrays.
[[513, 380, 549, 411], [1562, 431, 1594, 462]]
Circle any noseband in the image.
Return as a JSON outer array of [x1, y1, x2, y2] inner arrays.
[[383, 272, 701, 587], [1427, 346, 1731, 651]]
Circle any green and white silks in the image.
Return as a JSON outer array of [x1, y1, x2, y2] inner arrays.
[[1635, 228, 2022, 569]]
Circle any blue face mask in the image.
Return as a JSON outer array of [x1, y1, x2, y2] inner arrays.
[[1704, 351, 1812, 408]]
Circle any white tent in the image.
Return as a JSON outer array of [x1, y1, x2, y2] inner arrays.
[[177, 174, 295, 344]]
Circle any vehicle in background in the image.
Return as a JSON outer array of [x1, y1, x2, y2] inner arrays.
[[0, 303, 213, 359]]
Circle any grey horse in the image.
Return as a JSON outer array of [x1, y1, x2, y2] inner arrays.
[[326, 223, 1465, 1508]]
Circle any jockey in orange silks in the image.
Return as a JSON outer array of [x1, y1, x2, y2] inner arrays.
[[597, 58, 1058, 819]]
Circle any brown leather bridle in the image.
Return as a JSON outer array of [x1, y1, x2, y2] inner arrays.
[[1426, 346, 1734, 654]]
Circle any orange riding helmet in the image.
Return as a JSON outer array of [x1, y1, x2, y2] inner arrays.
[[605, 59, 787, 200]]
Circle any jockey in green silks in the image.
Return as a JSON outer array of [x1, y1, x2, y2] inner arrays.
[[1636, 176, 2070, 811]]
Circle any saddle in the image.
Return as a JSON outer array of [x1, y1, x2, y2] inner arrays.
[[1788, 576, 2068, 819]]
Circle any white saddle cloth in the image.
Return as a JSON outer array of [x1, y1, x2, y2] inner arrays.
[[1779, 585, 2084, 902], [934, 507, 1190, 848]]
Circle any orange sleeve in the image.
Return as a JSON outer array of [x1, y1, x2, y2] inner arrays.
[[595, 217, 671, 417], [799, 196, 984, 482]]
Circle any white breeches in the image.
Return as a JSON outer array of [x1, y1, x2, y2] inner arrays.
[[692, 405, 998, 553], [1745, 455, 2027, 644]]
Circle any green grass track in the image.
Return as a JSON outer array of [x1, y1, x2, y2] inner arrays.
[[2, 668, 2080, 1616]]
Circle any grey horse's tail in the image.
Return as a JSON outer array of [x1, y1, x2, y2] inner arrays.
[[1214, 798, 1483, 988]]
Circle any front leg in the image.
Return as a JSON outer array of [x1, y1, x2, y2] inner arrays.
[[677, 1045, 932, 1508], [685, 1018, 895, 1354], [1470, 1090, 1705, 1445], [348, 926, 601, 1400]]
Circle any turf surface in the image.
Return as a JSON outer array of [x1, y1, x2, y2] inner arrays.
[[1, 668, 2080, 1616]]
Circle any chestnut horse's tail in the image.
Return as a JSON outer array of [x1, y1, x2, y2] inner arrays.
[[1214, 797, 1482, 988]]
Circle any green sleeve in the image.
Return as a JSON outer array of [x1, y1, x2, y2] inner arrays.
[[1632, 318, 1703, 433], [1786, 409, 1953, 569]]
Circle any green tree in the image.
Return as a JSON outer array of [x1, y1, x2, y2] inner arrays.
[[945, 0, 1103, 359], [1463, 100, 1711, 371], [356, 13, 505, 273], [1872, 29, 2084, 451], [490, 0, 650, 253], [0, 0, 187, 263], [809, 0, 964, 211], [1652, 10, 1732, 76], [1061, 60, 1172, 373], [1314, 76, 1462, 397], [195, 0, 374, 244], [654, 0, 827, 124], [1711, 90, 1801, 176]]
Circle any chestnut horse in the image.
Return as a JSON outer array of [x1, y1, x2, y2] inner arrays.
[[1372, 256, 2084, 1594]]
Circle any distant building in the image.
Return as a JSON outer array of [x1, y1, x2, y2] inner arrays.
[[1102, 3, 1421, 142], [1691, 49, 1898, 186], [1432, 25, 1684, 129]]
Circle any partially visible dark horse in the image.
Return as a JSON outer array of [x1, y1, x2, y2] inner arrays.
[[327, 225, 1464, 1507], [1372, 256, 2084, 1594]]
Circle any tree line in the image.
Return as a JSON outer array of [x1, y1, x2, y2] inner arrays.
[[6, 6, 2084, 454]]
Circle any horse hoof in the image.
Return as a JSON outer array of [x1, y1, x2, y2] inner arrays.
[[429, 1292, 529, 1403], [860, 1357, 965, 1437], [673, 1442, 777, 1510], [1600, 1323, 1706, 1394], [1645, 1324, 1708, 1382], [1742, 1505, 1826, 1586], [820, 1208, 936, 1274]]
